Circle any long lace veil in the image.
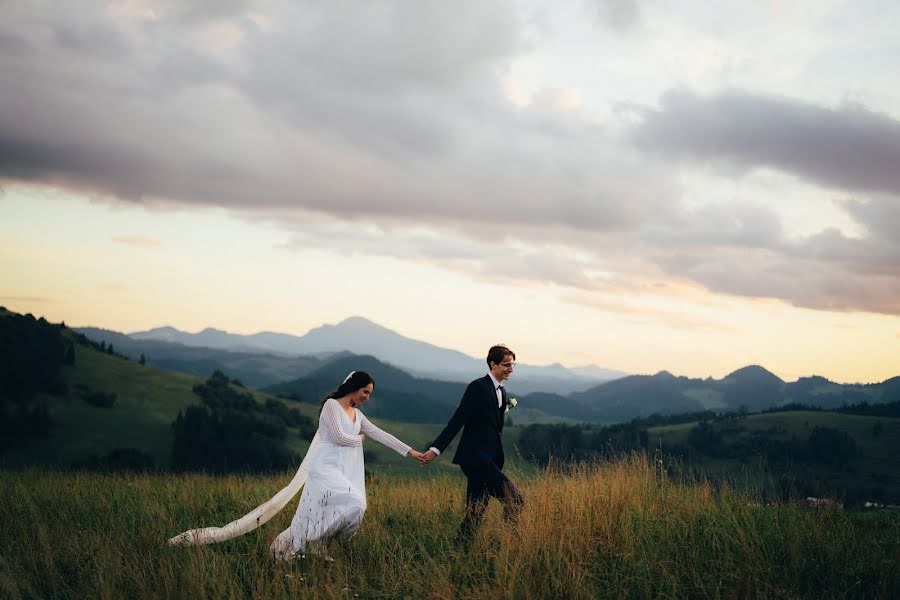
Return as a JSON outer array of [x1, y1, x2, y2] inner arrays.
[[167, 432, 321, 546]]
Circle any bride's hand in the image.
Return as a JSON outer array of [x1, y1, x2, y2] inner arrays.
[[359, 434, 366, 443], [407, 449, 424, 461]]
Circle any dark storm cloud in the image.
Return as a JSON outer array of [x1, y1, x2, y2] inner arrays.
[[632, 89, 900, 196]]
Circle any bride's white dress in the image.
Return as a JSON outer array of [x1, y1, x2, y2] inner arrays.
[[269, 398, 411, 558], [167, 398, 411, 557]]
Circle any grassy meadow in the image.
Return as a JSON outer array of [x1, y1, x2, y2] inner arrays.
[[2, 455, 898, 599]]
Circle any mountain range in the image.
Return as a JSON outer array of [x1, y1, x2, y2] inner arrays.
[[267, 358, 900, 424], [72, 317, 900, 425], [80, 316, 627, 394]]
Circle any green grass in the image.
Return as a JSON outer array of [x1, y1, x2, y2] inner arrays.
[[1, 457, 897, 599]]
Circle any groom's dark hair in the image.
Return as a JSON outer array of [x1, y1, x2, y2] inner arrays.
[[486, 345, 515, 367], [319, 371, 375, 414]]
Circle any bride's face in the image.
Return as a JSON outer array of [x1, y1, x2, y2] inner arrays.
[[353, 383, 374, 405]]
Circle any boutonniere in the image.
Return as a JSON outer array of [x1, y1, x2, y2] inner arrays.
[[506, 395, 518, 410]]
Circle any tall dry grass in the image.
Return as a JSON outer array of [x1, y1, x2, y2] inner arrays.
[[1, 455, 897, 599]]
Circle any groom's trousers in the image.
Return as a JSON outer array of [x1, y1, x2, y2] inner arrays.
[[458, 460, 524, 541]]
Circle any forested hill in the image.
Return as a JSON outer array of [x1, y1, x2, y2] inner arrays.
[[527, 365, 900, 424], [0, 308, 319, 471], [265, 354, 466, 423]]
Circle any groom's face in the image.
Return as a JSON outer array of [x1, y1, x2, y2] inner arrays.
[[490, 354, 515, 382]]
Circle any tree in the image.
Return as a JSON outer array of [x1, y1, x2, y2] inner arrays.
[[171, 372, 311, 472], [0, 311, 66, 446], [139, 353, 146, 366], [807, 427, 859, 466]]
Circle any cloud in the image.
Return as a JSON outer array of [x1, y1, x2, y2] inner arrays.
[[2, 4, 900, 319], [0, 0, 675, 234], [658, 243, 900, 315], [632, 89, 900, 196], [587, 0, 643, 31], [843, 198, 900, 247], [112, 235, 161, 247], [0, 296, 57, 304], [562, 288, 742, 333]]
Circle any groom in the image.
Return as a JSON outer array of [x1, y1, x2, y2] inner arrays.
[[420, 344, 524, 541]]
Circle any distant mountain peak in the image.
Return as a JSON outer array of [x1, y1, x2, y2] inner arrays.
[[726, 364, 783, 384], [144, 325, 179, 333], [199, 327, 227, 334], [338, 316, 379, 326], [331, 316, 399, 334]]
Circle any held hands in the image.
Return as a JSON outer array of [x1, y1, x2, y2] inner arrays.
[[406, 448, 436, 465]]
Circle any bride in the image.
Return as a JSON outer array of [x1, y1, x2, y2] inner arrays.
[[168, 371, 425, 560]]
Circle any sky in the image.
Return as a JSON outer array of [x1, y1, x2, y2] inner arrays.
[[2, 0, 899, 383]]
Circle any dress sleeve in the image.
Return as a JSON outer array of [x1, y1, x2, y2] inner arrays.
[[358, 413, 412, 456], [319, 399, 363, 447]]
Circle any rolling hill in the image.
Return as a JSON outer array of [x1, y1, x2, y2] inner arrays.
[[647, 409, 900, 503], [264, 354, 467, 423], [553, 366, 897, 423]]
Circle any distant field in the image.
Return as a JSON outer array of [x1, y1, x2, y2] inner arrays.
[[648, 411, 900, 501], [2, 456, 897, 599]]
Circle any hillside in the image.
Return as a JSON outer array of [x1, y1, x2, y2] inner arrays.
[[650, 410, 900, 503], [265, 354, 468, 423], [515, 406, 900, 504], [0, 313, 468, 472]]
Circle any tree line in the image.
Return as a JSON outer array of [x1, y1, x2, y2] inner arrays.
[[517, 413, 863, 469], [0, 310, 69, 448], [170, 370, 317, 473]]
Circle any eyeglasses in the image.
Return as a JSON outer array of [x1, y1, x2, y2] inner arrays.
[[500, 361, 516, 368]]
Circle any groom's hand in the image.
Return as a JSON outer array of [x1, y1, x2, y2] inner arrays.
[[420, 449, 437, 465]]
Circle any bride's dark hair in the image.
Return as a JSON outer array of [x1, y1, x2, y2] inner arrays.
[[319, 370, 375, 414]]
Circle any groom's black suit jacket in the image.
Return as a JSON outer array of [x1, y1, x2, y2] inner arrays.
[[430, 375, 507, 469]]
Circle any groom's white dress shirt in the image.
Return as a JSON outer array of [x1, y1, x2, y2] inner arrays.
[[430, 372, 502, 456]]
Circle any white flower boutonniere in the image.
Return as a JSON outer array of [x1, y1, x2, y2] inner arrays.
[[506, 395, 518, 410]]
